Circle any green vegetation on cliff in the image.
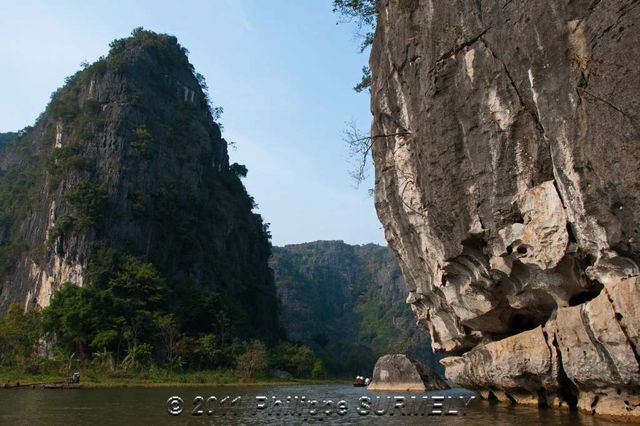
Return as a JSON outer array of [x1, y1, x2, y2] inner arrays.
[[0, 29, 281, 379], [271, 240, 441, 376]]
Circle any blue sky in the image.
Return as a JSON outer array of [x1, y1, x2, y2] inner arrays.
[[0, 0, 385, 246]]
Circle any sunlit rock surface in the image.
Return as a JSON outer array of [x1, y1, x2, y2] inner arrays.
[[368, 353, 448, 391], [370, 0, 640, 419]]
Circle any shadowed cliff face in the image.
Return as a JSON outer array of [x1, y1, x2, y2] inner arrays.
[[0, 31, 277, 339], [370, 0, 639, 418], [270, 240, 442, 374]]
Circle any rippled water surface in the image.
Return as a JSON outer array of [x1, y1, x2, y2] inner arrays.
[[0, 384, 621, 425]]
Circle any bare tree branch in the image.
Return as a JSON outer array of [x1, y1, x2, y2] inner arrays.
[[343, 121, 411, 186]]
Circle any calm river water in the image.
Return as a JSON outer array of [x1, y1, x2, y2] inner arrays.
[[0, 384, 621, 425]]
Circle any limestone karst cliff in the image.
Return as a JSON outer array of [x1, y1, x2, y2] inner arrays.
[[270, 240, 442, 374], [0, 30, 278, 339], [369, 0, 639, 419]]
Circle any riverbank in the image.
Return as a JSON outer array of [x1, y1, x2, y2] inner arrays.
[[0, 368, 348, 388]]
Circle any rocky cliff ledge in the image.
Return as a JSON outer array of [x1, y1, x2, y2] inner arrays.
[[370, 0, 639, 419]]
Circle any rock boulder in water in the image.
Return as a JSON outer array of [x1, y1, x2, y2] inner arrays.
[[368, 354, 449, 391]]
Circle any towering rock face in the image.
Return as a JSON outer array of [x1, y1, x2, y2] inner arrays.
[[0, 30, 277, 338], [270, 241, 442, 374], [370, 0, 639, 418]]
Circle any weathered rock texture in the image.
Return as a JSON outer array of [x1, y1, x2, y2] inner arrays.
[[368, 353, 448, 391], [0, 31, 278, 339], [370, 0, 640, 419]]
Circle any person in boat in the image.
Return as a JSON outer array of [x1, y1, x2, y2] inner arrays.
[[354, 376, 364, 385], [364, 377, 371, 386]]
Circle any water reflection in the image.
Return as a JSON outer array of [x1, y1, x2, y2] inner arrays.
[[0, 384, 620, 425]]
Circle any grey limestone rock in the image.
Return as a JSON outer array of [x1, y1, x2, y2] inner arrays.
[[368, 353, 448, 391], [370, 0, 640, 419]]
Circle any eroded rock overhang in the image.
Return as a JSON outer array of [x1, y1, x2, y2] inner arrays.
[[369, 0, 640, 418]]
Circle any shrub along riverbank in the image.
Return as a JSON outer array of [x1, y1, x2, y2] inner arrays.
[[0, 299, 333, 386], [0, 367, 347, 388]]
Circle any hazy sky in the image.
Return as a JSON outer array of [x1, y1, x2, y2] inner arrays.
[[0, 0, 385, 246]]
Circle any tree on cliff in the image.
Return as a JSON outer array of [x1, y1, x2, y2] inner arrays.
[[332, 0, 377, 51], [333, 0, 377, 93], [333, 0, 381, 184], [344, 121, 411, 185]]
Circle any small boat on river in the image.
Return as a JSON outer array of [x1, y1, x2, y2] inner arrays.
[[1, 372, 81, 389], [353, 375, 370, 387]]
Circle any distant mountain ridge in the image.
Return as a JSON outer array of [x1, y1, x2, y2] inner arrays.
[[271, 240, 441, 375]]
